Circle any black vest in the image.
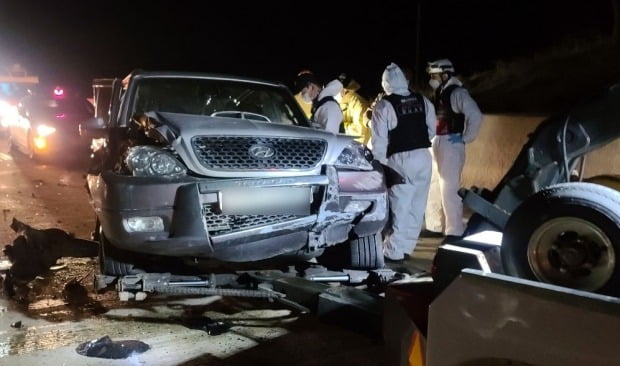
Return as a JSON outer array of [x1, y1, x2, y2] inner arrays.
[[384, 93, 430, 157], [311, 96, 345, 133], [433, 84, 465, 135]]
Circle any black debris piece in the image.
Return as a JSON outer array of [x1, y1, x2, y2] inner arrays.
[[76, 336, 150, 359], [2, 218, 99, 297], [183, 317, 231, 335]]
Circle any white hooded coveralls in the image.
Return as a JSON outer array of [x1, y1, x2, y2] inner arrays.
[[425, 77, 483, 236], [313, 79, 344, 134], [370, 63, 436, 260]]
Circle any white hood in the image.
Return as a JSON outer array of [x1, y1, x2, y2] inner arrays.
[[318, 79, 343, 101], [381, 63, 410, 96]]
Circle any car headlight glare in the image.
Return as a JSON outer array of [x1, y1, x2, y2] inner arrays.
[[126, 146, 186, 177], [36, 124, 56, 137], [335, 141, 374, 170]]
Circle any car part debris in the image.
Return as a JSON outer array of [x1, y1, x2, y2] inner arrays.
[[182, 317, 231, 335], [76, 336, 149, 359], [2, 218, 99, 297], [116, 272, 285, 302]]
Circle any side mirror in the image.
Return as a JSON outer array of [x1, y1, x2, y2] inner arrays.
[[79, 117, 107, 138]]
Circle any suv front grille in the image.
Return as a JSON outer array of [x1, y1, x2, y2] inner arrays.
[[202, 205, 302, 235], [192, 136, 326, 171]]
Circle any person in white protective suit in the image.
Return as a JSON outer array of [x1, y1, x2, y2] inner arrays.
[[424, 59, 483, 239], [293, 71, 344, 134], [370, 63, 436, 261]]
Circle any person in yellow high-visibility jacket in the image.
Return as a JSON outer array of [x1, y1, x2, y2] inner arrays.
[[338, 74, 371, 145]]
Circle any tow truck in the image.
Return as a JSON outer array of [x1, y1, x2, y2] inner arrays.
[[84, 77, 620, 365], [435, 81, 620, 297]]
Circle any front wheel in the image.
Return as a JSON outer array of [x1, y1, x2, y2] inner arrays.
[[501, 182, 620, 296], [99, 232, 143, 276], [349, 232, 384, 269], [319, 232, 384, 270]]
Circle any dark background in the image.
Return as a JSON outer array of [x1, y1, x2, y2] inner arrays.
[[0, 0, 614, 98]]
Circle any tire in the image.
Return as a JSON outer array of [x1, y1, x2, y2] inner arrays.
[[349, 232, 384, 270], [501, 182, 620, 296], [318, 232, 384, 270], [99, 232, 142, 276]]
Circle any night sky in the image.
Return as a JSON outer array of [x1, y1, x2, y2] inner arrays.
[[0, 1, 614, 98]]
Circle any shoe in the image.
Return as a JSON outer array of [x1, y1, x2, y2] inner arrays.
[[384, 253, 412, 264], [384, 255, 405, 263], [420, 229, 444, 238]]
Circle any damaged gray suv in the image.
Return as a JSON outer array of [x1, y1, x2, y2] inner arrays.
[[81, 71, 388, 275]]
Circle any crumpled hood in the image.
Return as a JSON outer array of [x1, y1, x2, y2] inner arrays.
[[381, 63, 410, 96], [318, 79, 343, 101], [144, 111, 355, 178]]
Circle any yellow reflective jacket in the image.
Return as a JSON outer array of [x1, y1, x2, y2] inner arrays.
[[340, 90, 371, 145]]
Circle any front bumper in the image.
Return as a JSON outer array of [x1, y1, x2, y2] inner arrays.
[[89, 164, 388, 262]]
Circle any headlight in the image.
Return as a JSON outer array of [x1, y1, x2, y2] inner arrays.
[[126, 146, 186, 177], [335, 141, 374, 170], [36, 124, 56, 136]]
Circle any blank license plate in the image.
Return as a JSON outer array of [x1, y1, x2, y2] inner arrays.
[[220, 187, 311, 215]]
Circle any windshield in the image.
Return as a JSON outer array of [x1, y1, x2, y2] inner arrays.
[[130, 77, 309, 126]]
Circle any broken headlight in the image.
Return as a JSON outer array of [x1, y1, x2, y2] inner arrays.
[[335, 141, 374, 171], [125, 146, 186, 177]]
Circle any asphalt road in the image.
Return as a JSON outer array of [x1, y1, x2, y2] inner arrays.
[[0, 134, 443, 365]]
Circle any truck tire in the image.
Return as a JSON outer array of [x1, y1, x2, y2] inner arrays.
[[99, 233, 143, 276], [501, 182, 620, 296], [349, 232, 384, 270]]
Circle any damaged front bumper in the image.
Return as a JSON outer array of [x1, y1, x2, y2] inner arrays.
[[88, 164, 387, 262]]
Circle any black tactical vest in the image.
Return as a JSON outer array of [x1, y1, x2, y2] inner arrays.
[[383, 93, 430, 157], [433, 84, 465, 135], [311, 96, 345, 133]]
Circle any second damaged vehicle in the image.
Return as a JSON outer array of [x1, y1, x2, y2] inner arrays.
[[82, 71, 388, 275]]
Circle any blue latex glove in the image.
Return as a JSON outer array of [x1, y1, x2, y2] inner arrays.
[[448, 133, 464, 144]]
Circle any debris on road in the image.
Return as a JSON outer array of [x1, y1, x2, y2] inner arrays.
[[10, 320, 22, 328], [62, 278, 90, 306], [182, 317, 231, 335], [2, 217, 99, 297], [75, 335, 150, 359]]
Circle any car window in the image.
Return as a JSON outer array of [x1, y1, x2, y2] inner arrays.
[[130, 77, 309, 126]]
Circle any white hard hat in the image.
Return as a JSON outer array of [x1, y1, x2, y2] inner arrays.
[[426, 59, 455, 74]]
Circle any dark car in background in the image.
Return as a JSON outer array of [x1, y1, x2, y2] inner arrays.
[[8, 86, 94, 160]]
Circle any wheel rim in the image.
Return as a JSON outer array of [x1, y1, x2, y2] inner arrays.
[[527, 217, 615, 291]]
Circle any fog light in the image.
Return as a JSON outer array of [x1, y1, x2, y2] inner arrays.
[[123, 216, 164, 232], [344, 200, 372, 213]]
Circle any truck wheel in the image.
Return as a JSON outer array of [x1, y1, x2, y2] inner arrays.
[[349, 232, 384, 270], [501, 182, 620, 296], [99, 233, 142, 276]]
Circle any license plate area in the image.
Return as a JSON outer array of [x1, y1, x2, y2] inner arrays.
[[218, 187, 311, 215]]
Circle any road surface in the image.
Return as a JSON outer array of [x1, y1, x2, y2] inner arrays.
[[0, 134, 441, 365]]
